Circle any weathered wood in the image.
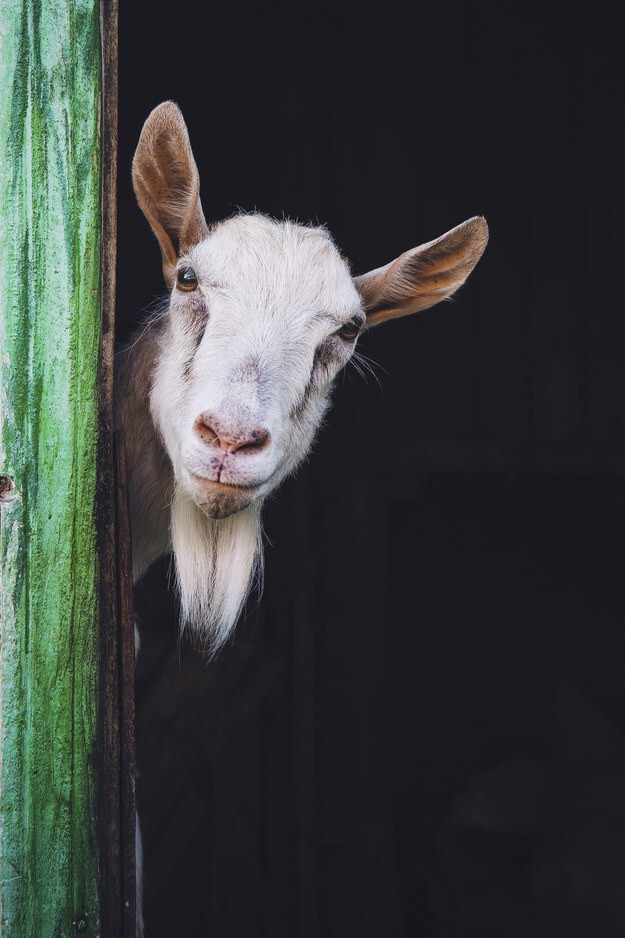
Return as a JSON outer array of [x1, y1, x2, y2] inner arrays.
[[0, 0, 103, 932], [98, 1, 127, 934]]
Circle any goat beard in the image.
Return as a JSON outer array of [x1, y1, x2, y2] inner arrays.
[[170, 486, 263, 652]]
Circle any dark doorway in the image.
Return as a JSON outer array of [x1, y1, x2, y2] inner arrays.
[[118, 2, 625, 935], [387, 474, 625, 937]]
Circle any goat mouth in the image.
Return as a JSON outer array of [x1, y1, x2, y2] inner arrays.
[[185, 472, 263, 520], [189, 473, 260, 492]]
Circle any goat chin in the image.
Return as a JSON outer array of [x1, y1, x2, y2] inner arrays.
[[170, 485, 264, 652], [185, 475, 260, 520]]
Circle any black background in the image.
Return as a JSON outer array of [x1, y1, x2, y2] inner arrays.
[[117, 3, 625, 936]]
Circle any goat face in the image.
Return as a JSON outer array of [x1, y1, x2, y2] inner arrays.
[[133, 100, 488, 526], [129, 101, 488, 644], [149, 214, 364, 520]]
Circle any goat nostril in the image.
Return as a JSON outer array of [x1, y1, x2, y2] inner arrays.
[[194, 417, 220, 446], [234, 429, 270, 453]]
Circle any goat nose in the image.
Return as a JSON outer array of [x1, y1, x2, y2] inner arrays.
[[194, 414, 270, 454]]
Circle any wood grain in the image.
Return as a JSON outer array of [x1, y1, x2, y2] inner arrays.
[[0, 0, 103, 931]]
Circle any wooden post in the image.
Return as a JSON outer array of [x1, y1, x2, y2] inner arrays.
[[0, 0, 122, 933]]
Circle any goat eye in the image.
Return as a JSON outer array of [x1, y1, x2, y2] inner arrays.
[[337, 317, 364, 341], [177, 267, 198, 291]]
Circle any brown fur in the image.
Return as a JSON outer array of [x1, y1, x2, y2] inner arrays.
[[132, 101, 209, 285], [356, 216, 489, 324]]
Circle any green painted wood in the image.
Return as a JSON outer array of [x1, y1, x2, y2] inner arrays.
[[0, 0, 103, 933]]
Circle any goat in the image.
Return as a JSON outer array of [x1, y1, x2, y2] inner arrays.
[[115, 100, 488, 930]]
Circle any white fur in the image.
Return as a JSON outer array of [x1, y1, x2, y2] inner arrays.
[[117, 214, 363, 650], [170, 492, 263, 650]]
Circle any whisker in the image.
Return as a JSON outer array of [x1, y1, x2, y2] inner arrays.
[[349, 350, 385, 389], [119, 295, 170, 354]]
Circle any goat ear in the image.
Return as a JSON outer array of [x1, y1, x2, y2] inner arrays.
[[355, 216, 488, 326], [132, 101, 209, 287]]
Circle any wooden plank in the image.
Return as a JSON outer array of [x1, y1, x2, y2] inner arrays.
[[97, 1, 127, 934], [0, 0, 103, 932]]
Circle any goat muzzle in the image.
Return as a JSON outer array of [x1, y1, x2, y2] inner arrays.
[[194, 413, 270, 455]]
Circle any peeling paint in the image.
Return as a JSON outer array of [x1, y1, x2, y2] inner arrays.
[[0, 0, 101, 932]]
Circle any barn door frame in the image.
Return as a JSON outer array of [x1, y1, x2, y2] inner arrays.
[[0, 1, 134, 933]]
